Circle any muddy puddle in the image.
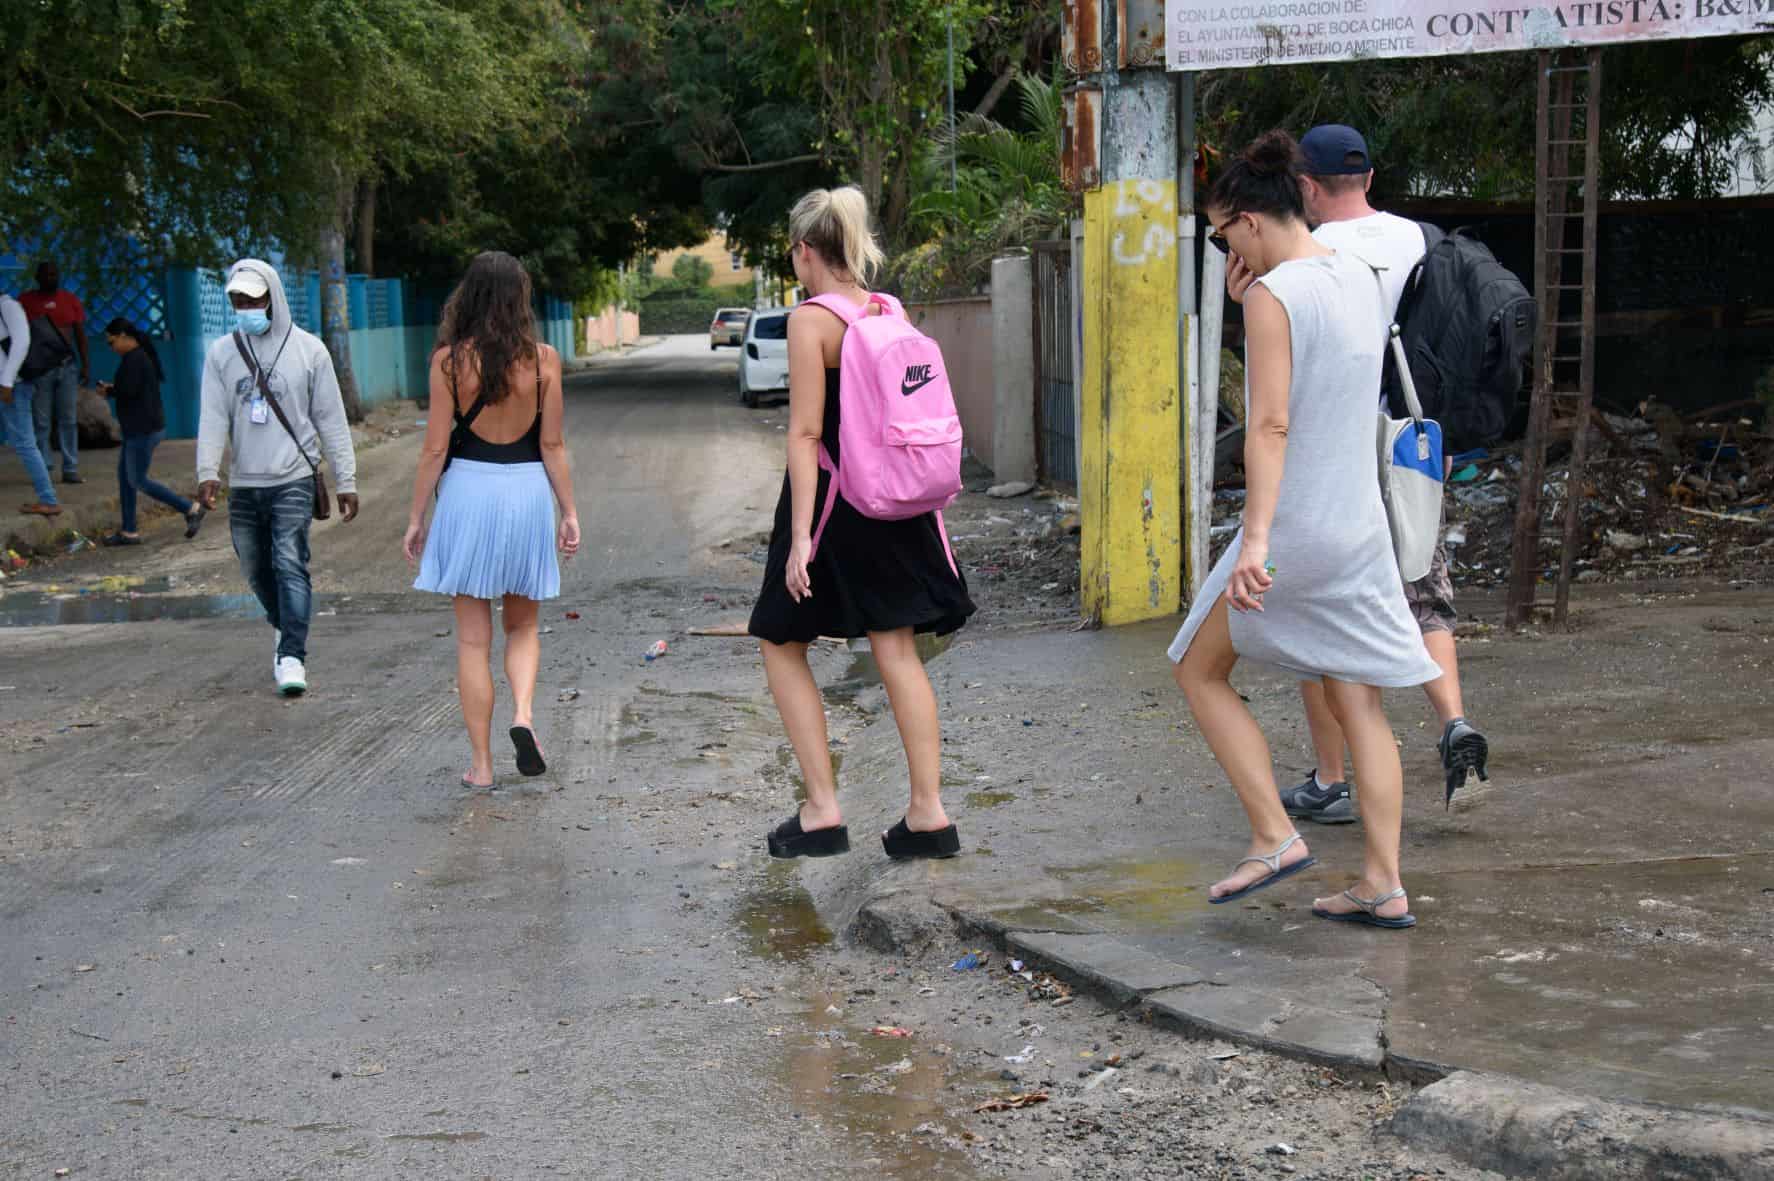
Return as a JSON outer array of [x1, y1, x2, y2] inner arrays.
[[734, 863, 833, 961], [779, 988, 984, 1178], [825, 633, 952, 706]]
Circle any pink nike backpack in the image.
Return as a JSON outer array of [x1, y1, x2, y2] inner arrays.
[[805, 292, 963, 574]]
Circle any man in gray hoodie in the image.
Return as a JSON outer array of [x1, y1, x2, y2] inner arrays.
[[196, 260, 359, 696]]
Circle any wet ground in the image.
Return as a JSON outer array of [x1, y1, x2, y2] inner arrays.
[[3, 337, 1505, 1178], [823, 586, 1774, 1115]]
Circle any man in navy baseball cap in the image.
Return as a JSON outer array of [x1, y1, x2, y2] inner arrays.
[[1299, 123, 1373, 177]]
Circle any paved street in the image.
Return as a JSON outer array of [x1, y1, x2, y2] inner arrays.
[[7, 338, 1767, 1181]]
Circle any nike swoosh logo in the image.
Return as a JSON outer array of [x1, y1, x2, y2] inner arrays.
[[900, 375, 938, 397]]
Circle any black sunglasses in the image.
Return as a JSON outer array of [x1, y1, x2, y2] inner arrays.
[[1205, 216, 1236, 254]]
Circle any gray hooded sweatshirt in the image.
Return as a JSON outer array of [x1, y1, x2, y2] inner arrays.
[[196, 260, 357, 494]]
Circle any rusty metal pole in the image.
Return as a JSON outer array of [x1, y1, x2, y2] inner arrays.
[[1553, 48, 1604, 626], [1507, 52, 1567, 628]]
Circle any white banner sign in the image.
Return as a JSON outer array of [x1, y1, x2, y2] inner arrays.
[[1168, 2, 1772, 71]]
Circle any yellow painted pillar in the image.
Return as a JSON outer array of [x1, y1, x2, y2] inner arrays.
[[1079, 74, 1182, 627]]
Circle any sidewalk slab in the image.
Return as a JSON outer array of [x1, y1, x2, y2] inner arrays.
[[1005, 930, 1205, 1004]]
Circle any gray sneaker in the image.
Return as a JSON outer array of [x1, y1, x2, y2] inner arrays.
[[1278, 771, 1356, 824], [1439, 719, 1490, 810]]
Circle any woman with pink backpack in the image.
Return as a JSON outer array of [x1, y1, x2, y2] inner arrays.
[[748, 186, 974, 861]]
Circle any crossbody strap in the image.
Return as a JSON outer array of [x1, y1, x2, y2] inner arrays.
[[232, 331, 319, 477], [1368, 268, 1426, 425]]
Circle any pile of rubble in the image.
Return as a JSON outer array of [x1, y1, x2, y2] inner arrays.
[[1210, 403, 1774, 588], [1441, 406, 1773, 587]]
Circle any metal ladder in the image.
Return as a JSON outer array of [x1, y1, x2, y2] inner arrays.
[[1507, 48, 1603, 628]]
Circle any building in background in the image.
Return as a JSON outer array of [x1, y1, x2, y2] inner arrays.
[[652, 234, 756, 290]]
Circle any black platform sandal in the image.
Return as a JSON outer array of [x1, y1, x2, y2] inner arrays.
[[881, 818, 961, 860], [509, 726, 547, 777], [766, 814, 851, 859]]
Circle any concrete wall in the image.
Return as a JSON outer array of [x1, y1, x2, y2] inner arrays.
[[587, 308, 640, 350], [990, 256, 1036, 485], [906, 297, 995, 473]]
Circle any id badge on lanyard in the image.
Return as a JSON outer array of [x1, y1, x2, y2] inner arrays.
[[250, 394, 270, 425]]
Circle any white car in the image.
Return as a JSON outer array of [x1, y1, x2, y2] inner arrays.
[[737, 307, 791, 408]]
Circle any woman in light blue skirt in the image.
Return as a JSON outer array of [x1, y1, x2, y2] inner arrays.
[[404, 252, 581, 789]]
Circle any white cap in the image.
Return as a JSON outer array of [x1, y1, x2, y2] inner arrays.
[[225, 268, 269, 299]]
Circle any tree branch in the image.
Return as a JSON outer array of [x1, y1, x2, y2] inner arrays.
[[707, 153, 822, 173]]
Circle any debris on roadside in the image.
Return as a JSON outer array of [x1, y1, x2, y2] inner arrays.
[[643, 640, 669, 663], [975, 1090, 1050, 1113], [951, 951, 987, 972]]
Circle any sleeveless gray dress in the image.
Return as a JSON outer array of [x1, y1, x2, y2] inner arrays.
[[1167, 251, 1441, 688]]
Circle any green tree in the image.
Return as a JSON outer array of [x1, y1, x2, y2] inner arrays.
[[1199, 37, 1774, 202], [899, 70, 1068, 298], [671, 253, 715, 288]]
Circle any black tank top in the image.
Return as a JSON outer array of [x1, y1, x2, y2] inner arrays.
[[448, 357, 544, 464]]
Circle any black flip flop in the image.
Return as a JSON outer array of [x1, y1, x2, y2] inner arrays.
[[881, 818, 961, 860], [509, 726, 546, 776], [184, 505, 208, 539], [766, 814, 850, 859]]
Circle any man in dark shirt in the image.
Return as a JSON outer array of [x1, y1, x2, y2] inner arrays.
[[19, 261, 91, 484]]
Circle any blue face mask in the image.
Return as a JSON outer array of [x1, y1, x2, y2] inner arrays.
[[236, 308, 272, 336]]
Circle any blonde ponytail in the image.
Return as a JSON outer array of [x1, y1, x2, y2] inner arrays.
[[788, 185, 884, 285]]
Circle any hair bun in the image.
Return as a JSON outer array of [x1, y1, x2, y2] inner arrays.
[[1244, 130, 1301, 178]]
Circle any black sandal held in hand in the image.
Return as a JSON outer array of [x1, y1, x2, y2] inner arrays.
[[881, 818, 961, 860], [766, 814, 851, 859], [509, 726, 546, 777]]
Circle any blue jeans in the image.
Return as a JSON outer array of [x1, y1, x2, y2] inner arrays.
[[118, 431, 193, 533], [229, 479, 315, 662], [2, 379, 57, 505], [32, 358, 80, 476]]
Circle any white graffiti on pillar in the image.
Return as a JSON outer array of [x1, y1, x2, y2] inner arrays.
[[1110, 180, 1177, 267]]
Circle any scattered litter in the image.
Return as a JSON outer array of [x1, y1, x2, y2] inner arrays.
[[565, 611, 581, 620], [951, 952, 986, 972], [330, 857, 367, 866], [1008, 959, 1025, 973], [825, 1004, 842, 1016], [433, 629, 451, 638], [1083, 1067, 1119, 1092], [74, 964, 96, 973], [1267, 1143, 1298, 1156], [1209, 1050, 1241, 1061], [557, 688, 581, 702], [67, 532, 93, 554], [1451, 463, 1481, 482], [1005, 1045, 1037, 1064], [879, 1057, 915, 1076], [69, 1027, 110, 1041], [643, 640, 668, 663], [986, 481, 1035, 499], [870, 1026, 914, 1038], [974, 1091, 1049, 1113]]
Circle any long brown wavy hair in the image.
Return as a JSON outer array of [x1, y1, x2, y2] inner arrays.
[[435, 251, 538, 405]]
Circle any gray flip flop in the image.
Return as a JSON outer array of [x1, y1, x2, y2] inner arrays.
[[1208, 833, 1317, 905], [1312, 886, 1416, 929]]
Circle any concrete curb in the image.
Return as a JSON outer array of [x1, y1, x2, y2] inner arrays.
[[1387, 1071, 1774, 1181], [947, 902, 1387, 1075]]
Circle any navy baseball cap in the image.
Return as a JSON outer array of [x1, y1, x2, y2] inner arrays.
[[1300, 125, 1373, 175]]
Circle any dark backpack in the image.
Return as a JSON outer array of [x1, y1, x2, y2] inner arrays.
[[1, 301, 75, 383], [1382, 223, 1536, 455]]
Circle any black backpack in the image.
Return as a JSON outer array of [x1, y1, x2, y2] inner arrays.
[[1382, 223, 1536, 455], [0, 299, 75, 382]]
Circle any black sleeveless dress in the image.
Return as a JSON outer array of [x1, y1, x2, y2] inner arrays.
[[748, 368, 975, 644]]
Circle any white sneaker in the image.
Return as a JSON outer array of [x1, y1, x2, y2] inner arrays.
[[275, 656, 307, 697]]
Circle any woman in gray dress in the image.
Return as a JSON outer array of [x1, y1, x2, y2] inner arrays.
[[1168, 132, 1440, 930]]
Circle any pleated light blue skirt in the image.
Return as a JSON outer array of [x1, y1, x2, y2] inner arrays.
[[416, 459, 560, 601]]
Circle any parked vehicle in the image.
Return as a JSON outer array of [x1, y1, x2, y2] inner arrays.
[[737, 308, 791, 408], [710, 307, 750, 349]]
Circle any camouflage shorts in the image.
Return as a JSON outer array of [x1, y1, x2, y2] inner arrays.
[[1403, 542, 1456, 635]]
